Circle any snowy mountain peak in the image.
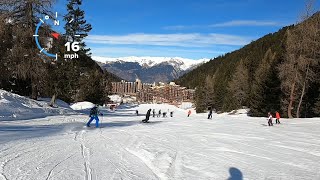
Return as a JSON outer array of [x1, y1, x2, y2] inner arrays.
[[92, 56, 210, 71]]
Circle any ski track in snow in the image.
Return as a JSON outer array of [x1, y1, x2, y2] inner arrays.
[[98, 129, 159, 179], [0, 104, 320, 179], [76, 130, 93, 180], [45, 153, 76, 180]]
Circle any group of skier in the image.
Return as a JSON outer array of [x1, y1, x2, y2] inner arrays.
[[152, 109, 174, 118], [86, 105, 177, 127], [206, 106, 282, 126], [142, 108, 174, 123], [267, 111, 281, 126], [86, 105, 282, 127]]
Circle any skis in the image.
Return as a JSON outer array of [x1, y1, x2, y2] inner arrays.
[[141, 119, 149, 123]]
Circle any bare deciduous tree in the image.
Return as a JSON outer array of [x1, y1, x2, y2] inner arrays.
[[278, 0, 320, 118], [0, 0, 54, 99]]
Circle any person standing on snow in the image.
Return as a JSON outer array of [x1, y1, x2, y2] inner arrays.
[[208, 107, 213, 119], [87, 105, 103, 128], [158, 110, 161, 118], [275, 111, 281, 124], [152, 109, 156, 117], [267, 112, 273, 126], [187, 110, 192, 117], [162, 112, 167, 117], [142, 109, 152, 123]]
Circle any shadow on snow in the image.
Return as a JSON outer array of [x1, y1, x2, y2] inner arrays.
[[98, 120, 163, 128], [0, 122, 82, 144], [227, 167, 243, 180]]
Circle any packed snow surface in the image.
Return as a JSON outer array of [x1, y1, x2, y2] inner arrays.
[[1, 103, 320, 180], [0, 90, 75, 121]]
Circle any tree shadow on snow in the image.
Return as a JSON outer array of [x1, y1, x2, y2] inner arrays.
[[99, 120, 139, 128], [116, 104, 139, 110], [99, 120, 163, 129], [0, 112, 79, 122], [113, 109, 137, 112], [104, 112, 145, 117], [227, 167, 243, 180], [75, 110, 143, 118], [0, 123, 81, 144]]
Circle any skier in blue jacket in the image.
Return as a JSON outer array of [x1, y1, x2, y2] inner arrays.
[[86, 106, 103, 128]]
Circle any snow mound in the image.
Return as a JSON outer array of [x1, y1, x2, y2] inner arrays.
[[108, 95, 122, 103], [38, 98, 71, 109], [0, 90, 76, 121], [178, 102, 193, 109], [70, 101, 95, 110], [228, 109, 249, 115]]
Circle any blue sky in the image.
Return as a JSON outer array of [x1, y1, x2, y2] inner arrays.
[[54, 0, 320, 59]]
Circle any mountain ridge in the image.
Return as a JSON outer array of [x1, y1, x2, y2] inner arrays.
[[93, 56, 210, 70], [93, 56, 210, 83]]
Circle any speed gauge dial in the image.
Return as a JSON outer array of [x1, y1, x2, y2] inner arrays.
[[33, 12, 80, 60]]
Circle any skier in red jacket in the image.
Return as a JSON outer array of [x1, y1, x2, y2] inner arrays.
[[275, 111, 281, 124], [187, 110, 192, 117]]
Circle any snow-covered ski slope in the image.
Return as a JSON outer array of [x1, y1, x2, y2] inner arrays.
[[1, 104, 320, 180]]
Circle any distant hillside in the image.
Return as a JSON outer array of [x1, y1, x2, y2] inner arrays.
[[175, 27, 288, 89], [175, 12, 320, 118]]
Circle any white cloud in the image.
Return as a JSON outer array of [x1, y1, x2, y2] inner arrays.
[[86, 33, 252, 47], [210, 20, 282, 27], [90, 46, 224, 58], [163, 20, 283, 30], [163, 25, 200, 30]]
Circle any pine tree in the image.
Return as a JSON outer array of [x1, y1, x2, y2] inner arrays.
[[249, 49, 281, 117], [313, 93, 320, 116], [48, 0, 97, 104], [204, 75, 215, 108], [64, 0, 92, 55], [195, 86, 206, 113], [0, 15, 13, 84], [77, 69, 105, 104], [227, 59, 249, 109]]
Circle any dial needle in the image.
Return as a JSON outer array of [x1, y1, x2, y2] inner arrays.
[[51, 32, 60, 39]]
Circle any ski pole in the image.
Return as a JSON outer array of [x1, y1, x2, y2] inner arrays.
[[100, 114, 103, 129]]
